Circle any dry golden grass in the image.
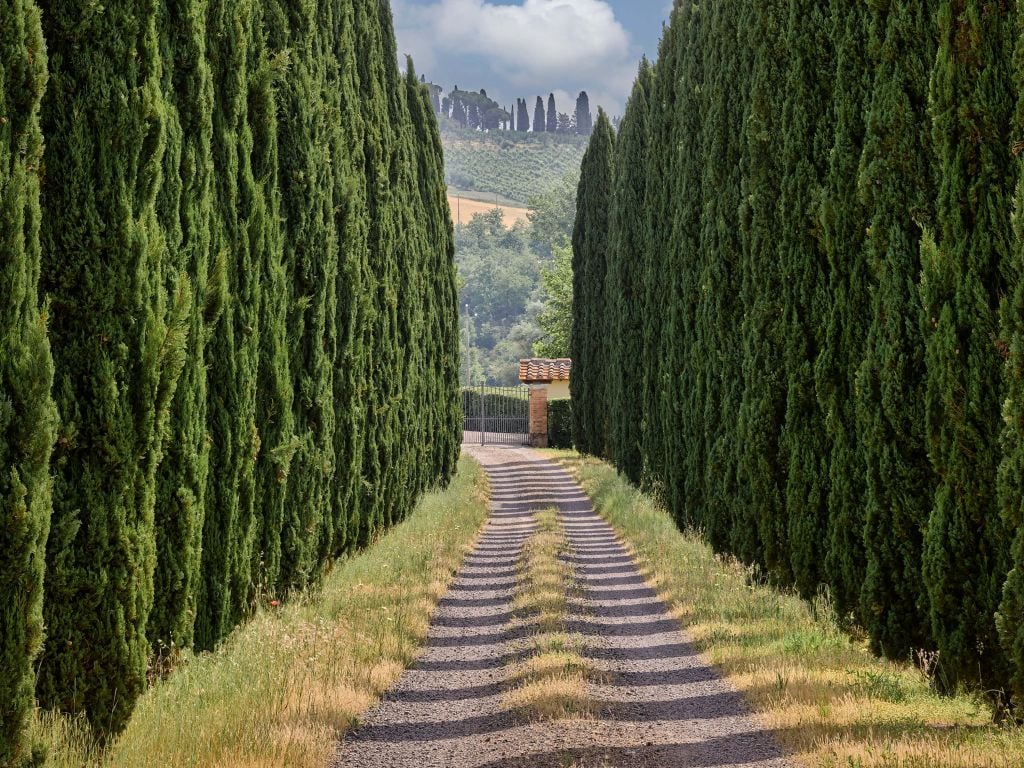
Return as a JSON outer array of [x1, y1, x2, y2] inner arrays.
[[546, 450, 1024, 768], [505, 508, 595, 721], [447, 195, 531, 226], [31, 457, 489, 768]]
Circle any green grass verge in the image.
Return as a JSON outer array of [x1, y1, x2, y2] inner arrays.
[[547, 450, 1024, 768], [32, 456, 489, 768]]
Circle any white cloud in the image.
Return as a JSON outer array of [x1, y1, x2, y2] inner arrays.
[[394, 0, 636, 112]]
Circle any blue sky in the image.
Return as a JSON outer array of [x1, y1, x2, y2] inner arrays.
[[392, 0, 671, 117]]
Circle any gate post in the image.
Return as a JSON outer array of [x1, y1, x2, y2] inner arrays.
[[528, 385, 549, 448]]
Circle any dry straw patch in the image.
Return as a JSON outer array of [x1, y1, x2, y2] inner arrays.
[[505, 507, 595, 721], [546, 450, 1024, 768], [32, 456, 489, 768]]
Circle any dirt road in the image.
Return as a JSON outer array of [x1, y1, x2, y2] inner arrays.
[[332, 445, 794, 768]]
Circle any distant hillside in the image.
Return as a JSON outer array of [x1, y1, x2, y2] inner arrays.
[[441, 121, 587, 205]]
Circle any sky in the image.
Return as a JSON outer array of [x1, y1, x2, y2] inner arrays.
[[392, 0, 671, 119]]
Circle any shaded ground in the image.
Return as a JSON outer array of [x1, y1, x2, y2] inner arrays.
[[332, 445, 795, 768]]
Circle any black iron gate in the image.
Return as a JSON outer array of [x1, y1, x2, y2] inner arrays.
[[461, 385, 530, 446]]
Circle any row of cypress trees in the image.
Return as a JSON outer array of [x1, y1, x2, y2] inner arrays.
[[573, 0, 1024, 706], [0, 0, 459, 758]]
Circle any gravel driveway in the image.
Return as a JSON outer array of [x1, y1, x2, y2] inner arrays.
[[332, 445, 795, 768]]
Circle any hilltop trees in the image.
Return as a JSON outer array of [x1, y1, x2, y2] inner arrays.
[[0, 0, 57, 760], [534, 96, 546, 133], [575, 91, 593, 136], [576, 0, 1024, 702], [0, 0, 459, 748], [548, 93, 558, 132]]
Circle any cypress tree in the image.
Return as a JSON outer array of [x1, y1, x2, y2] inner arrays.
[[607, 59, 653, 486], [733, 0, 789, 576], [405, 59, 461, 488], [36, 0, 185, 735], [778, 0, 834, 599], [326, 0, 369, 558], [921, 0, 1015, 692], [150, 0, 218, 656], [857, 0, 937, 660], [696, 0, 749, 552], [0, 0, 56, 759], [815, 1, 870, 619], [534, 96, 546, 133], [662, 1, 705, 527], [575, 91, 593, 136], [571, 110, 615, 457], [640, 14, 682, 496], [197, 0, 263, 650], [547, 93, 558, 133], [518, 98, 530, 132], [1000, 16, 1024, 705]]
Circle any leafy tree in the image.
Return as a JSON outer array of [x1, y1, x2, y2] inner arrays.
[[0, 0, 56, 759], [527, 172, 579, 257], [534, 244, 573, 358], [517, 98, 530, 132], [557, 112, 573, 133], [921, 0, 1015, 693], [570, 110, 614, 455], [547, 93, 558, 133]]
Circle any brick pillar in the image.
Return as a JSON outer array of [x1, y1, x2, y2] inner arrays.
[[528, 385, 549, 448]]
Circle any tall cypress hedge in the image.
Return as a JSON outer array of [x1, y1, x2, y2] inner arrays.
[[0, 0, 56, 760], [606, 59, 653, 486], [36, 0, 186, 735], [583, 0, 1024, 701], [816, 0, 870, 619], [778, 0, 833, 600], [921, 0, 1015, 692], [570, 110, 615, 458], [734, 0, 790, 578], [857, 0, 936, 660], [196, 0, 262, 651], [150, 0, 217, 656]]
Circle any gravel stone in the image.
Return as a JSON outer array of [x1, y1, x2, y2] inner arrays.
[[332, 445, 795, 768]]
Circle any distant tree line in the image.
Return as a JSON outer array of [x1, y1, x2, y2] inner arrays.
[[1, 0, 459, 759], [427, 79, 594, 136], [572, 0, 1024, 712]]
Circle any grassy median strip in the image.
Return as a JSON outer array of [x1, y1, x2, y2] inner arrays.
[[548, 450, 1024, 768], [506, 507, 594, 721], [34, 456, 490, 768]]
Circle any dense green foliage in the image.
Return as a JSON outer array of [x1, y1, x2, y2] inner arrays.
[[570, 110, 614, 457], [458, 176, 578, 384], [578, 0, 1024, 704], [0, 0, 459, 749], [921, 0, 1014, 693], [441, 124, 587, 204], [36, 0, 183, 735], [857, 0, 936, 662], [604, 60, 651, 486], [0, 0, 56, 761], [547, 399, 573, 449]]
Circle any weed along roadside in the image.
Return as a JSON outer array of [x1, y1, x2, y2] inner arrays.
[[547, 450, 1024, 768], [31, 457, 490, 768]]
